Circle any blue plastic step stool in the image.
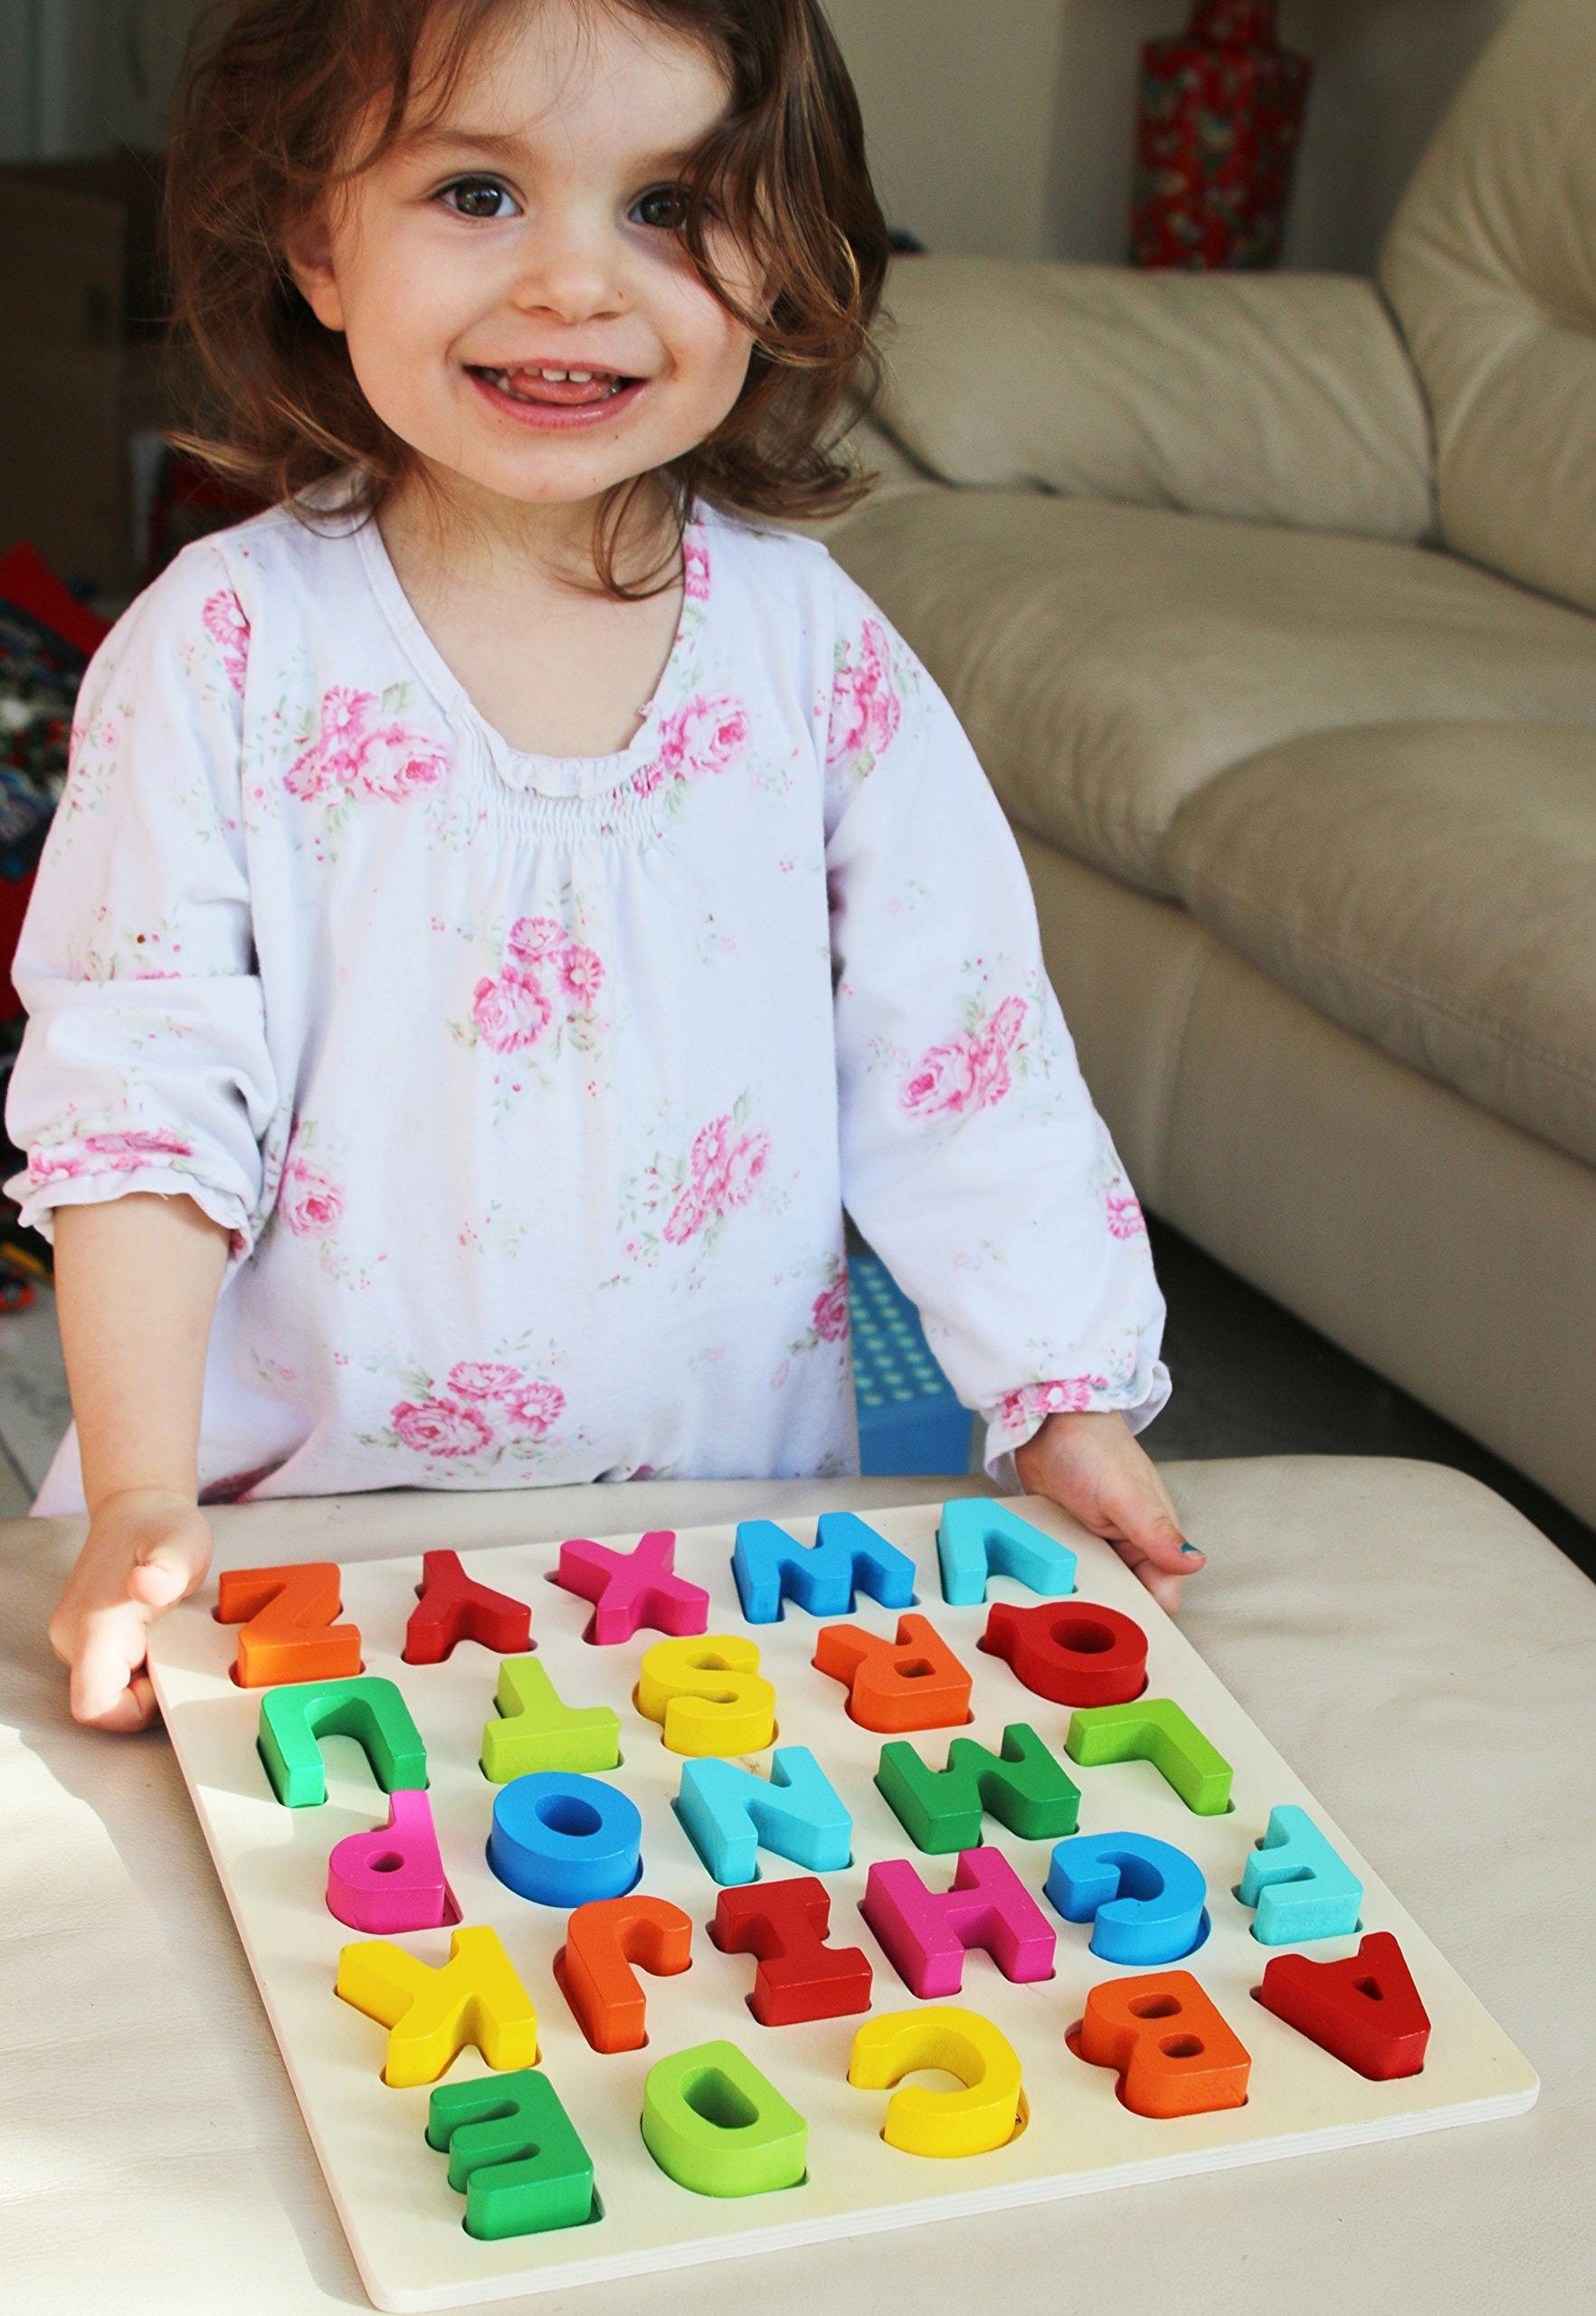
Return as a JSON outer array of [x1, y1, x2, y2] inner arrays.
[[848, 1253, 975, 1476]]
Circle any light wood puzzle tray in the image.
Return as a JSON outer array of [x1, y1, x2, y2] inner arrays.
[[146, 1495, 1539, 2313]]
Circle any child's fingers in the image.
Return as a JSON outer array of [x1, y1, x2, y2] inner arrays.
[[127, 1554, 191, 1609], [1100, 1468, 1203, 1579], [67, 1600, 160, 1731], [128, 1516, 211, 1608], [1112, 1539, 1183, 1614]]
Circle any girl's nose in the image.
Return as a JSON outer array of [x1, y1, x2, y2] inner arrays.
[[508, 209, 628, 324]]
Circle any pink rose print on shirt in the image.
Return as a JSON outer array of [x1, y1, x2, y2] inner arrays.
[[502, 1379, 565, 1434], [391, 1397, 496, 1458], [997, 1375, 1111, 1429], [663, 1111, 771, 1244], [378, 1360, 567, 1466], [902, 994, 1029, 1121], [683, 534, 710, 602], [28, 1125, 194, 1188], [279, 1124, 345, 1237], [447, 1360, 527, 1401], [1107, 1190, 1147, 1239], [285, 685, 448, 807], [777, 1250, 851, 1379], [828, 616, 902, 783], [607, 1092, 779, 1281], [811, 1276, 850, 1342], [465, 913, 606, 1064], [631, 692, 748, 799], [202, 586, 250, 697], [504, 916, 568, 971], [472, 970, 553, 1054]]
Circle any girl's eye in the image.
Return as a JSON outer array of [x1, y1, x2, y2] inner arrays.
[[435, 176, 518, 222], [631, 183, 691, 232], [433, 175, 691, 230]]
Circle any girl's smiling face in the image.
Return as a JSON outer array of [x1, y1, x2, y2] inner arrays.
[[285, 0, 763, 527]]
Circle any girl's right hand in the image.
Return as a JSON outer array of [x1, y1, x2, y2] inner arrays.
[[47, 1487, 214, 1732]]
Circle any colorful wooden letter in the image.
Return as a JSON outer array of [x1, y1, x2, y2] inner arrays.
[[731, 1512, 916, 1625], [480, 1655, 622, 1782], [1065, 1698, 1233, 1815], [426, 2070, 594, 2239], [635, 1635, 776, 1757], [555, 1529, 708, 1645], [403, 1549, 530, 1664], [555, 1894, 693, 2054], [1239, 1805, 1363, 1943], [336, 1924, 537, 2088], [849, 2006, 1023, 2158], [1045, 1829, 1208, 1966], [257, 1675, 427, 1808], [326, 1789, 455, 1934], [641, 2041, 807, 2197], [1256, 1932, 1430, 2079], [488, 1772, 642, 1906], [936, 1500, 1077, 1607], [812, 1614, 972, 1733], [216, 1561, 360, 1688], [710, 1875, 873, 2026], [982, 1598, 1149, 1708], [676, 1745, 852, 1884], [1070, 1970, 1250, 2119], [875, 1721, 1080, 1854], [860, 1847, 1056, 1998]]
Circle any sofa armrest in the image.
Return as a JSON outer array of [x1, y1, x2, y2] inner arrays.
[[870, 254, 1437, 543]]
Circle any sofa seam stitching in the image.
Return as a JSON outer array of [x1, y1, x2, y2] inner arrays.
[[1183, 881, 1596, 1092]]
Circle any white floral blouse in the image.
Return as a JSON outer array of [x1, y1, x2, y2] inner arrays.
[[5, 479, 1170, 1514]]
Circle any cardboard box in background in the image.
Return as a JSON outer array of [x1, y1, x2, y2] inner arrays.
[[0, 145, 190, 604]]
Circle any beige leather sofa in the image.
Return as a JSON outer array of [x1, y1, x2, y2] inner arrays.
[[819, 0, 1596, 1529]]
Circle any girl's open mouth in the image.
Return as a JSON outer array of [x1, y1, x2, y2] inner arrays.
[[465, 365, 649, 428]]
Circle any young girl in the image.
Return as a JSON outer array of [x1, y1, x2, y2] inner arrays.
[[11, 0, 1200, 1733]]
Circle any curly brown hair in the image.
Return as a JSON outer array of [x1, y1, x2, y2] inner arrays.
[[160, 0, 892, 595]]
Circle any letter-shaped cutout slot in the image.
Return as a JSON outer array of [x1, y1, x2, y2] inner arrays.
[[1069, 1970, 1250, 2118], [982, 1597, 1148, 1708], [1045, 1829, 1208, 1966], [404, 1549, 531, 1664], [876, 1720, 1080, 1853], [640, 2040, 807, 2197], [481, 1655, 622, 1782], [676, 1745, 852, 1884], [336, 1924, 537, 2088], [217, 1561, 361, 1688], [812, 1614, 972, 1733], [1064, 1698, 1233, 1815], [635, 1634, 776, 1756], [554, 1894, 693, 2053], [732, 1512, 917, 1624], [257, 1675, 427, 1808], [425, 2069, 597, 2240], [555, 1530, 709, 1645], [936, 1499, 1078, 1606], [849, 2005, 1025, 2157]]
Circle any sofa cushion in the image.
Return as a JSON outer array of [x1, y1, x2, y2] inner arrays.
[[870, 252, 1435, 544], [827, 488, 1596, 896], [1164, 721, 1596, 1169], [1380, 0, 1596, 616]]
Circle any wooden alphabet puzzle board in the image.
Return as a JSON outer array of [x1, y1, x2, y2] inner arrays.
[[145, 1496, 1538, 2312]]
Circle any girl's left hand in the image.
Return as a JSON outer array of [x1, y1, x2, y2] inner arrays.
[[1012, 1410, 1204, 1613]]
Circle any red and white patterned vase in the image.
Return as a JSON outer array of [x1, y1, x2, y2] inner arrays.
[[1131, 0, 1313, 270]]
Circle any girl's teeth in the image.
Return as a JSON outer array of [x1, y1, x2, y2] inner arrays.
[[474, 365, 627, 404]]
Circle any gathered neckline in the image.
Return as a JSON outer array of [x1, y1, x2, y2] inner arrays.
[[349, 497, 709, 800]]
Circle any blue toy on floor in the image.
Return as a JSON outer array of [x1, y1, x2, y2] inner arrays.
[[848, 1254, 974, 1476]]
